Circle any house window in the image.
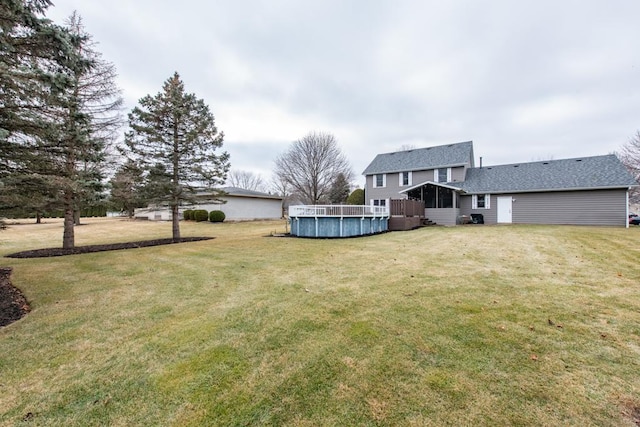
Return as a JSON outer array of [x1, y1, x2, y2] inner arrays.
[[374, 174, 386, 188], [372, 199, 386, 207], [472, 194, 491, 209], [434, 168, 451, 183], [399, 171, 412, 186]]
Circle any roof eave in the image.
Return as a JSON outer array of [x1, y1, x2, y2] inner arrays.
[[463, 185, 638, 195], [399, 180, 465, 193], [363, 162, 469, 176]]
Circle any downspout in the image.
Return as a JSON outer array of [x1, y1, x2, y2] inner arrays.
[[626, 189, 630, 229]]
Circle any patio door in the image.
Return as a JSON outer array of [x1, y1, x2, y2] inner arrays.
[[497, 196, 512, 223]]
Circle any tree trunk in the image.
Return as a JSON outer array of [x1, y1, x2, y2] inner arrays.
[[171, 204, 180, 242], [63, 192, 75, 249], [74, 209, 81, 225], [36, 211, 42, 224]]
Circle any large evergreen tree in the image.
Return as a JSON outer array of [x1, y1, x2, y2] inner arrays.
[[1, 5, 122, 248], [1, 1, 84, 245], [0, 0, 73, 190], [58, 12, 122, 238], [0, 0, 75, 173], [123, 72, 230, 241]]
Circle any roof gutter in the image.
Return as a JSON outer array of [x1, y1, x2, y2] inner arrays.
[[461, 185, 638, 195]]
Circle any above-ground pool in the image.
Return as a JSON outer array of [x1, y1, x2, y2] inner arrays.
[[288, 205, 389, 238]]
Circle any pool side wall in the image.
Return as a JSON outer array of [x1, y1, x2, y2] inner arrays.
[[290, 216, 388, 237]]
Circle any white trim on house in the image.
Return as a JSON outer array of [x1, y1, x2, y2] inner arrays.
[[472, 194, 491, 209], [433, 167, 452, 183], [399, 171, 413, 187], [370, 198, 389, 207], [374, 173, 387, 188], [399, 180, 463, 194]]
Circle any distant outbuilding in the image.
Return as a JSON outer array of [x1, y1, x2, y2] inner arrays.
[[135, 187, 283, 221]]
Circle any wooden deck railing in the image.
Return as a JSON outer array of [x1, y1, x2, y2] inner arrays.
[[390, 199, 425, 217]]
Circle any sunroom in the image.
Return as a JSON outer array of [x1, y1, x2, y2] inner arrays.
[[399, 181, 464, 226]]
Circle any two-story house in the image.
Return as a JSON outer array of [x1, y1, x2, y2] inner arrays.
[[363, 141, 637, 226]]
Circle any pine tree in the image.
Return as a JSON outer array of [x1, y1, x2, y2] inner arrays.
[[124, 72, 230, 241], [0, 0, 76, 173], [0, 5, 122, 248], [109, 160, 145, 217], [328, 172, 351, 204], [58, 12, 122, 241]]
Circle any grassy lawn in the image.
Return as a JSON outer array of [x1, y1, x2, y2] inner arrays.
[[1, 218, 640, 426]]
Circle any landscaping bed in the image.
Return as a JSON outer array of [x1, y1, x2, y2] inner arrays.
[[5, 236, 213, 258], [0, 267, 30, 327]]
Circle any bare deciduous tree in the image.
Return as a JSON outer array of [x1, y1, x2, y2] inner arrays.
[[226, 169, 266, 192], [274, 132, 353, 205], [618, 131, 640, 204]]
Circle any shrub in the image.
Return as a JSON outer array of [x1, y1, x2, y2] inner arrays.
[[183, 209, 194, 220], [209, 210, 225, 223], [193, 209, 209, 222], [346, 188, 365, 205]]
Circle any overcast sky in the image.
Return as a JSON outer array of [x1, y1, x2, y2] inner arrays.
[[47, 1, 640, 187]]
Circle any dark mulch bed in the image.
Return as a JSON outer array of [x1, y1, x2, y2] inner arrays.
[[5, 236, 213, 258], [0, 267, 30, 327]]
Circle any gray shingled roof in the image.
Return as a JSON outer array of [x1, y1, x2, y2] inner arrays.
[[458, 154, 638, 194], [362, 141, 474, 175], [221, 187, 282, 199], [194, 187, 282, 199]]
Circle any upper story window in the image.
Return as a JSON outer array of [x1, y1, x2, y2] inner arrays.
[[434, 168, 451, 183], [472, 194, 491, 209], [374, 173, 386, 188], [399, 171, 412, 186]]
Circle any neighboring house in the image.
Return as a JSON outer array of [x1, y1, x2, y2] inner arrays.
[[363, 141, 638, 227], [134, 187, 283, 221]]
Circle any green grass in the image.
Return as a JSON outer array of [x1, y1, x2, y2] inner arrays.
[[1, 218, 640, 426]]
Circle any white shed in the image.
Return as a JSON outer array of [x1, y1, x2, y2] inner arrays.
[[134, 187, 283, 221]]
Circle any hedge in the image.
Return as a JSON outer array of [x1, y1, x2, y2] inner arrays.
[[193, 209, 209, 222], [209, 210, 225, 223]]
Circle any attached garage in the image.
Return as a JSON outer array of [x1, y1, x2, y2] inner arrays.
[[460, 189, 630, 226], [459, 155, 637, 227]]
